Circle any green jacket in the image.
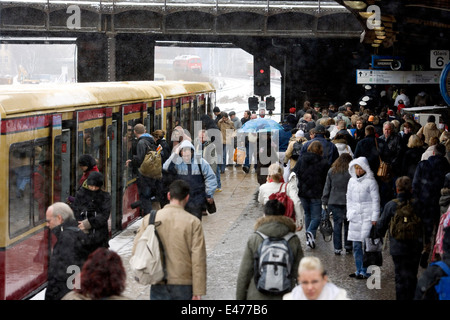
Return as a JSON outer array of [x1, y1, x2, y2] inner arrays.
[[236, 215, 303, 300]]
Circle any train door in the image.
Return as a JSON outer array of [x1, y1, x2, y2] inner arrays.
[[107, 119, 118, 235], [59, 129, 71, 203], [120, 103, 144, 227]]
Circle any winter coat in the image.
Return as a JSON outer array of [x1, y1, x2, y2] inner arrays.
[[236, 215, 303, 300], [292, 151, 330, 199], [300, 134, 339, 166], [163, 140, 217, 207], [380, 133, 403, 176], [283, 282, 350, 300], [400, 147, 425, 179], [71, 185, 112, 251], [332, 138, 354, 158], [155, 137, 172, 166], [255, 136, 279, 185], [284, 136, 307, 170], [45, 219, 90, 300], [258, 174, 304, 229], [322, 167, 351, 206], [376, 192, 423, 256], [413, 155, 450, 240], [217, 117, 235, 145], [346, 157, 380, 242], [440, 187, 450, 215], [417, 122, 441, 146], [130, 133, 157, 169], [132, 203, 207, 296], [231, 116, 242, 130], [195, 138, 218, 174], [354, 134, 389, 176]]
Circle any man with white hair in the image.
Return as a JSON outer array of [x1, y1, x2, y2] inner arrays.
[[45, 202, 90, 300]]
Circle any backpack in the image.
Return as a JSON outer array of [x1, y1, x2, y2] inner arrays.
[[291, 141, 302, 161], [129, 210, 166, 285], [268, 183, 295, 222], [253, 231, 296, 295], [139, 145, 162, 179], [430, 261, 450, 300], [389, 199, 422, 241]]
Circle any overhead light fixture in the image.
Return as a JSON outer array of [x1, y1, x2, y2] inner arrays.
[[376, 35, 386, 39], [372, 43, 380, 47], [359, 11, 373, 19], [374, 26, 385, 31], [375, 31, 385, 36], [373, 39, 383, 44], [343, 1, 367, 10]]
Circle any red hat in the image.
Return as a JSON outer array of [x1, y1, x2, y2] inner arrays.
[[388, 110, 394, 116], [289, 107, 296, 114]]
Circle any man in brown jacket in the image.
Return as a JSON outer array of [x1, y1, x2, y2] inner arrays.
[[132, 179, 207, 300]]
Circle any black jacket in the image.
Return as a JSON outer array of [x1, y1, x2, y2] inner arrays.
[[400, 147, 425, 179], [71, 186, 112, 251], [130, 134, 157, 169], [376, 192, 423, 256], [293, 151, 330, 199], [45, 219, 90, 300], [354, 134, 389, 176]]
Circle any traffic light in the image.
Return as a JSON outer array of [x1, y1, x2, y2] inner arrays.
[[265, 96, 275, 111], [254, 55, 270, 97], [248, 96, 259, 111]]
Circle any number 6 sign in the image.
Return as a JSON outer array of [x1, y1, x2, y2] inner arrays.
[[431, 50, 449, 69]]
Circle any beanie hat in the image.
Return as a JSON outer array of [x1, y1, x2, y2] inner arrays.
[[289, 107, 296, 114], [86, 171, 104, 188], [213, 106, 220, 113], [427, 115, 436, 123], [314, 124, 326, 133], [78, 154, 97, 169]]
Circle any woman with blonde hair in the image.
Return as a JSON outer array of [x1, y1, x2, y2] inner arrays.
[[258, 162, 303, 231], [401, 134, 425, 179], [283, 256, 349, 300]]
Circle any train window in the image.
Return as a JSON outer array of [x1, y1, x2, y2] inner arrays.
[[9, 139, 51, 237]]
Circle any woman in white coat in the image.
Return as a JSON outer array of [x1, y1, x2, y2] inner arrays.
[[346, 156, 380, 279], [258, 162, 304, 231]]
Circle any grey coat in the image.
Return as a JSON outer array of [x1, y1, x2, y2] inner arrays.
[[236, 215, 303, 300], [322, 167, 351, 206]]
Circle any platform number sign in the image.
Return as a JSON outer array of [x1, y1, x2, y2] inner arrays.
[[440, 62, 450, 106], [431, 50, 449, 69]]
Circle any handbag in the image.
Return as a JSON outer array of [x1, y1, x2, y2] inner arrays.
[[374, 138, 390, 179], [363, 226, 383, 267], [206, 199, 217, 214], [197, 161, 217, 214], [233, 147, 246, 164], [319, 208, 333, 242]]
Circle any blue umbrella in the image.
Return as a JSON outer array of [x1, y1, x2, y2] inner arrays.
[[238, 118, 283, 133]]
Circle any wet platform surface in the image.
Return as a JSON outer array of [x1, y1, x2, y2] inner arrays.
[[33, 164, 415, 300]]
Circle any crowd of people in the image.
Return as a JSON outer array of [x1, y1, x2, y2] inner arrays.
[[43, 92, 450, 301]]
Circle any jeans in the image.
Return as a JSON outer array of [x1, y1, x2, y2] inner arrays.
[[215, 165, 221, 189], [137, 174, 155, 215], [300, 197, 321, 238], [352, 241, 367, 276], [221, 145, 227, 172], [328, 204, 352, 251], [150, 284, 193, 300]]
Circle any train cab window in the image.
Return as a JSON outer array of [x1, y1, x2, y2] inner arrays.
[[9, 140, 51, 237]]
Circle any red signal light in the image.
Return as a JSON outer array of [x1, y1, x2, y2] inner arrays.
[[259, 69, 265, 74]]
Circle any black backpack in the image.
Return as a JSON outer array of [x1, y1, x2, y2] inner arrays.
[[291, 141, 302, 160]]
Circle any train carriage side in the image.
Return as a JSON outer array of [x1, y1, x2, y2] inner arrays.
[[0, 81, 215, 300]]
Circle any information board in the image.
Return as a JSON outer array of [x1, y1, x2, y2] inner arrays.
[[356, 69, 441, 84]]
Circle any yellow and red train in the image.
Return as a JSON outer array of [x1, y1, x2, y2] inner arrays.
[[0, 80, 216, 300]]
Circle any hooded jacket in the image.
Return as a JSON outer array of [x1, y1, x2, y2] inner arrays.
[[346, 157, 380, 242], [292, 151, 330, 199], [236, 215, 303, 300], [163, 140, 217, 204]]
